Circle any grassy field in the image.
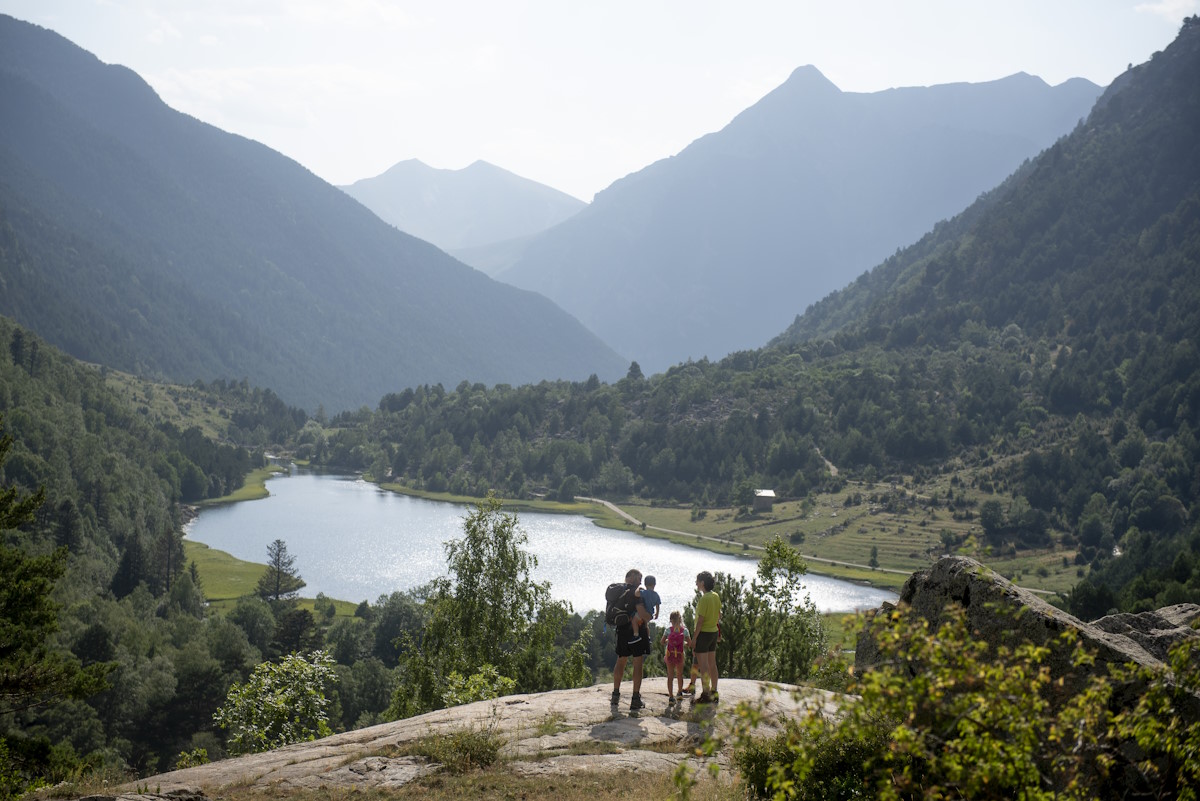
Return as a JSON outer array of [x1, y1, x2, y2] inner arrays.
[[103, 370, 232, 439], [183, 540, 357, 617], [824, 611, 869, 651], [183, 540, 265, 611], [602, 476, 1081, 598], [197, 464, 288, 507]]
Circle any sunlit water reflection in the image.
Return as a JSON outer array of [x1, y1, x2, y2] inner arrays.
[[186, 468, 896, 614]]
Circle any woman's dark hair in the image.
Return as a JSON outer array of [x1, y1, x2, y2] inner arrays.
[[696, 571, 715, 592]]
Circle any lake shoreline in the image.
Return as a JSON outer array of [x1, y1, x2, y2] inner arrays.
[[188, 468, 897, 613], [375, 480, 902, 591], [197, 465, 902, 593]]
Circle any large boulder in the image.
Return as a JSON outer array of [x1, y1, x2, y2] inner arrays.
[[856, 556, 1200, 699]]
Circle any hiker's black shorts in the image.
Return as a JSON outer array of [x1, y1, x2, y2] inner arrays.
[[614, 624, 651, 658], [694, 631, 718, 654]]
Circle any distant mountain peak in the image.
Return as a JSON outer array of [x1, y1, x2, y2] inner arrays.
[[498, 58, 1104, 372], [783, 64, 841, 92], [341, 157, 585, 253]]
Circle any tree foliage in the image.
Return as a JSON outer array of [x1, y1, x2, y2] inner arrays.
[[687, 538, 827, 685], [717, 602, 1200, 800], [721, 605, 1115, 800], [212, 650, 337, 755], [389, 494, 591, 719], [0, 416, 110, 798]]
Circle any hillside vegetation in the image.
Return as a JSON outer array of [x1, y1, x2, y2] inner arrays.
[[315, 19, 1200, 619], [0, 15, 625, 412]]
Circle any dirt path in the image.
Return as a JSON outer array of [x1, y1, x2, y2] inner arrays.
[[575, 496, 912, 578], [576, 496, 1058, 596]]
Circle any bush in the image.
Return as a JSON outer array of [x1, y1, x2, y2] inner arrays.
[[735, 715, 892, 800], [716, 604, 1118, 800], [400, 723, 503, 774], [213, 651, 338, 754]]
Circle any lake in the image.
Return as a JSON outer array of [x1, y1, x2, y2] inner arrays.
[[185, 467, 897, 615]]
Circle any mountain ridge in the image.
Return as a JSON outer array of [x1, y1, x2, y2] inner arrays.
[[496, 66, 1103, 372], [0, 15, 625, 411], [341, 157, 586, 259]]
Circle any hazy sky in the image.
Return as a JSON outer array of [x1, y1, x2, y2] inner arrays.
[[2, 1, 1196, 200]]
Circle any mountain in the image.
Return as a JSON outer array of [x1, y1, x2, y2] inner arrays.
[[0, 16, 625, 412], [773, 25, 1200, 358], [495, 66, 1103, 372], [340, 159, 586, 266], [771, 17, 1200, 615], [319, 18, 1200, 620]]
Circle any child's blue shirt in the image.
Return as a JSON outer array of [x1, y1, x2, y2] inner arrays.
[[640, 587, 662, 616]]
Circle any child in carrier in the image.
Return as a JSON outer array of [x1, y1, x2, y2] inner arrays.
[[660, 610, 690, 702], [628, 575, 660, 645]]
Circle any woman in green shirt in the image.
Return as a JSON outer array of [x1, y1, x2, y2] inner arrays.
[[690, 570, 721, 703]]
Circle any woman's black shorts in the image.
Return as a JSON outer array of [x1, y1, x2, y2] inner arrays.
[[694, 630, 718, 654]]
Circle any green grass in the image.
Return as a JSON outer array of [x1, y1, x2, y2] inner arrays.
[[183, 540, 358, 616], [103, 370, 232, 440], [823, 612, 869, 651], [184, 540, 266, 611], [598, 477, 1081, 599], [197, 464, 287, 507]]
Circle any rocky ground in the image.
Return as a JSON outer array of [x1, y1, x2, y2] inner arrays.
[[81, 557, 1199, 801], [100, 678, 834, 799]]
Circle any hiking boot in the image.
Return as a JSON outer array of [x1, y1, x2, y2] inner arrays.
[[695, 692, 714, 704], [610, 689, 620, 705], [629, 693, 645, 711], [627, 634, 642, 645], [683, 682, 695, 695]]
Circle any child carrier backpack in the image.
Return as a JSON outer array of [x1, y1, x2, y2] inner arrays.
[[604, 582, 632, 627]]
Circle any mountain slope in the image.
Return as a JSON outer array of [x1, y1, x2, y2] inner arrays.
[[774, 23, 1200, 359], [497, 67, 1102, 372], [0, 15, 625, 411], [340, 159, 585, 259]]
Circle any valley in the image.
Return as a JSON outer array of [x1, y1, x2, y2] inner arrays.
[[1, 8, 1198, 798]]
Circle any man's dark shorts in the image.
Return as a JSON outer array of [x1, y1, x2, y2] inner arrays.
[[694, 630, 718, 654], [614, 624, 651, 658]]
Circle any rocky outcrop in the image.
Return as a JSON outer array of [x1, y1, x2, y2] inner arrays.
[[109, 559, 1199, 799], [130, 679, 836, 794], [856, 556, 1200, 700]]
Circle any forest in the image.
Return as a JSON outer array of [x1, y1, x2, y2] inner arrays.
[[1, 320, 832, 792]]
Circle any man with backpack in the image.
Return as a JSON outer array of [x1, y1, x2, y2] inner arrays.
[[606, 568, 649, 711]]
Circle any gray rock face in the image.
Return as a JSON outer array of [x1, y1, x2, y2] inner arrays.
[[127, 679, 835, 795], [1091, 604, 1200, 662], [855, 556, 1200, 698]]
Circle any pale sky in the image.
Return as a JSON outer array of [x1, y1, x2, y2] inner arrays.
[[2, 1, 1196, 201]]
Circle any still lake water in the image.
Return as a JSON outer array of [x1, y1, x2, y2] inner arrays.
[[186, 468, 896, 614]]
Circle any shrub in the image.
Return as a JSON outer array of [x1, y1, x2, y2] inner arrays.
[[400, 723, 504, 774], [711, 604, 1118, 800], [213, 650, 338, 754]]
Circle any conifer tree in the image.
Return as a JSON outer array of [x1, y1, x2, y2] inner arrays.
[[255, 538, 305, 603], [0, 415, 109, 717]]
